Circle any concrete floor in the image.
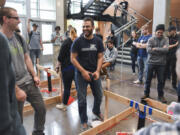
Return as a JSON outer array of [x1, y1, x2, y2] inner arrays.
[[23, 64, 177, 135]]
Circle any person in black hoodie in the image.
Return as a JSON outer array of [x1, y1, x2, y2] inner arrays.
[[127, 30, 138, 74], [56, 27, 77, 111]]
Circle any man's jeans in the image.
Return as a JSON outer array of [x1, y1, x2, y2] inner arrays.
[[144, 64, 165, 97], [137, 56, 147, 82], [18, 81, 46, 135], [75, 71, 103, 124]]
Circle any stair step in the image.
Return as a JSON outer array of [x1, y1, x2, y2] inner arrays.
[[117, 55, 131, 59], [116, 58, 132, 64], [118, 51, 130, 55]]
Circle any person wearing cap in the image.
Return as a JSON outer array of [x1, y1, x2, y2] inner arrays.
[[51, 26, 63, 69], [27, 19, 43, 66], [135, 48, 180, 135], [164, 26, 180, 91], [142, 24, 169, 103]]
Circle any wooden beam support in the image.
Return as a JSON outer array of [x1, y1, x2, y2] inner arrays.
[[145, 98, 168, 113], [80, 108, 135, 135], [104, 91, 173, 122], [104, 79, 110, 121]]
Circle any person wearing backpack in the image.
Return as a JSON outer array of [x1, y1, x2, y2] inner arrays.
[[27, 19, 43, 65]]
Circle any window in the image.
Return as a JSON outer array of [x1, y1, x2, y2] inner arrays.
[[42, 24, 53, 55], [6, 0, 26, 15], [31, 0, 56, 20]]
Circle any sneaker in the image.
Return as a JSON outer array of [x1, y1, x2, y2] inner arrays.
[[158, 96, 167, 103], [133, 80, 142, 84], [81, 123, 92, 132], [141, 95, 149, 99], [93, 113, 104, 121], [132, 73, 136, 75], [56, 103, 67, 111]]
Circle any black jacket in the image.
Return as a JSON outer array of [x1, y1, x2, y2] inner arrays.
[[58, 38, 74, 70]]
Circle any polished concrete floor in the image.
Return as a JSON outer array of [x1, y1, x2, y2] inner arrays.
[[23, 64, 178, 135]]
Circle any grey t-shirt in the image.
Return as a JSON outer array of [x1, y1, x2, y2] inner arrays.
[[8, 34, 32, 86], [29, 31, 41, 49]]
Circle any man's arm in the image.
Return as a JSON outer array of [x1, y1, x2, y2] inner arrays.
[[176, 49, 180, 80], [71, 52, 91, 81], [27, 19, 31, 34], [40, 39, 43, 50], [93, 52, 103, 80], [51, 33, 57, 43], [151, 38, 169, 53], [24, 53, 40, 86], [169, 41, 178, 49]]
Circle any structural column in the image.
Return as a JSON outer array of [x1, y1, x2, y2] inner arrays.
[[152, 0, 170, 33], [56, 0, 67, 33]]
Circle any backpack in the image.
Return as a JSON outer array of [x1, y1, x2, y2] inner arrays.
[[14, 32, 24, 47]]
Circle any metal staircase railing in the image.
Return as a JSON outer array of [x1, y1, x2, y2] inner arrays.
[[113, 4, 152, 68]]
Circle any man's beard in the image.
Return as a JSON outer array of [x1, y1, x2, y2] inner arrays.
[[83, 30, 93, 38]]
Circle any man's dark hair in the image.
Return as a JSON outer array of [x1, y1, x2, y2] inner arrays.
[[107, 39, 114, 44], [32, 23, 38, 27], [168, 25, 176, 32], [0, 7, 17, 25], [155, 24, 165, 32], [83, 17, 94, 26], [55, 26, 61, 30]]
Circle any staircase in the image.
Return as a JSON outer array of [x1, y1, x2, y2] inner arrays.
[[113, 5, 152, 65], [67, 0, 115, 21]]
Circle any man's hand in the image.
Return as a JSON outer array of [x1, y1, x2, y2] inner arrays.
[[92, 71, 100, 80], [33, 76, 40, 86], [16, 89, 27, 102], [152, 48, 156, 51], [175, 41, 179, 46], [81, 70, 91, 81]]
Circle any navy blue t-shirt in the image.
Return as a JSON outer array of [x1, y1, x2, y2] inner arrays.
[[71, 36, 104, 72], [137, 34, 152, 57]]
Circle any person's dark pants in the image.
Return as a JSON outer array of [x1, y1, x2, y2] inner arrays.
[[177, 82, 180, 102], [61, 69, 75, 105], [75, 71, 103, 124], [144, 64, 165, 97], [164, 56, 177, 88], [18, 81, 46, 135], [130, 53, 137, 73]]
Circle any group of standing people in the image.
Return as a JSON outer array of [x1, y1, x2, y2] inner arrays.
[[128, 24, 180, 103]]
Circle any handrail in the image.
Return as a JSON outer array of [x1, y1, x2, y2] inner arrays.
[[128, 7, 150, 22]]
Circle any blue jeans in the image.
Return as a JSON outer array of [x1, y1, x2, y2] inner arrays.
[[137, 56, 147, 82], [75, 71, 103, 124], [177, 82, 180, 96], [144, 64, 165, 97]]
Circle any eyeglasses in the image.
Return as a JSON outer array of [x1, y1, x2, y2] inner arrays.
[[7, 16, 19, 20]]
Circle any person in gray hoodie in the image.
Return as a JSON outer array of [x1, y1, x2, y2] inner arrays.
[[142, 24, 169, 103], [101, 40, 118, 78]]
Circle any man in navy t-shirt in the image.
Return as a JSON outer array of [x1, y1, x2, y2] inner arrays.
[[133, 25, 152, 84], [71, 17, 104, 130]]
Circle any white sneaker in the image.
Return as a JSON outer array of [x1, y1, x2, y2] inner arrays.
[[56, 103, 67, 111], [133, 79, 142, 84]]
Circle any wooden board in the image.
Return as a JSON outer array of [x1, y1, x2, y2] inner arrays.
[[80, 108, 135, 135]]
